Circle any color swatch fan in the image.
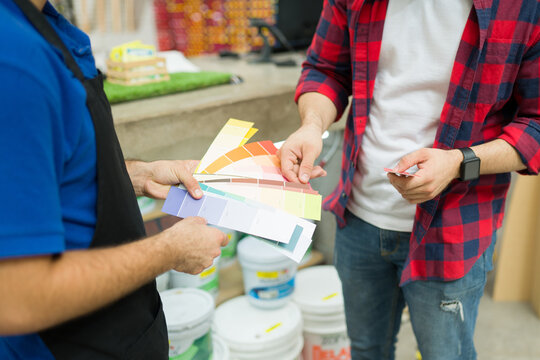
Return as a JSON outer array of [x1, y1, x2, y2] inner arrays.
[[162, 119, 322, 262]]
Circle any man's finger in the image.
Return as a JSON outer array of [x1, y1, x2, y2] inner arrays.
[[395, 149, 427, 173], [184, 216, 207, 225], [280, 151, 300, 182], [173, 167, 203, 199], [144, 181, 170, 200], [220, 232, 229, 247], [298, 149, 318, 184], [310, 166, 327, 179], [186, 160, 200, 173]]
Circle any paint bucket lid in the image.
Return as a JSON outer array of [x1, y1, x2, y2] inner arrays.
[[161, 288, 214, 332], [213, 334, 230, 360], [292, 265, 345, 315], [213, 296, 302, 353], [237, 236, 289, 264]]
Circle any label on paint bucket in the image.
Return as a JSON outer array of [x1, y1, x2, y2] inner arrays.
[[200, 266, 216, 278], [248, 277, 295, 300], [304, 332, 351, 360], [169, 332, 213, 360]]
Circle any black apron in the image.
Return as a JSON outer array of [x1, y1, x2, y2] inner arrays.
[[12, 1, 168, 359]]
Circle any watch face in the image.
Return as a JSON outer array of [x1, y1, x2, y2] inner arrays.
[[462, 159, 481, 181]]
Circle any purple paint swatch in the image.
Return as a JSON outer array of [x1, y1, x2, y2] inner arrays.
[[162, 187, 187, 216], [199, 195, 227, 224], [178, 193, 204, 217]]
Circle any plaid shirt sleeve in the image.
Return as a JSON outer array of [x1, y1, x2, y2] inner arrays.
[[295, 0, 352, 120], [498, 32, 540, 175]]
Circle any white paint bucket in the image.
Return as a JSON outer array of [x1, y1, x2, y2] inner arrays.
[[161, 288, 215, 360], [292, 266, 351, 360], [213, 334, 230, 360], [213, 296, 304, 360], [217, 226, 240, 269], [169, 255, 220, 299], [156, 271, 170, 292], [237, 236, 297, 309]]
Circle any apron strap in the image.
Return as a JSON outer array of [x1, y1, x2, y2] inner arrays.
[[12, 0, 85, 82]]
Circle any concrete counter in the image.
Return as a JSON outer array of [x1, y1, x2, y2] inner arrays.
[[111, 54, 307, 161]]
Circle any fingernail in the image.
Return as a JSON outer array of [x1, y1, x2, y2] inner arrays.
[[194, 189, 203, 197], [300, 174, 309, 182]]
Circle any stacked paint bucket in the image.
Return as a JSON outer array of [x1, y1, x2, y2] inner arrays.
[[237, 236, 298, 309], [212, 236, 304, 359], [161, 288, 230, 359], [293, 266, 351, 360], [213, 296, 304, 360]]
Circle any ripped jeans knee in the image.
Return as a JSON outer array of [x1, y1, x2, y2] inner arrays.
[[440, 299, 465, 322]]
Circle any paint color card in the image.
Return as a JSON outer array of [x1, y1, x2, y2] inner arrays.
[[383, 168, 419, 177], [240, 128, 259, 146], [202, 182, 322, 221], [196, 119, 256, 173], [197, 177, 316, 192], [198, 195, 227, 224], [162, 186, 316, 245], [219, 198, 256, 233], [207, 155, 285, 181], [201, 141, 277, 174], [178, 194, 204, 217], [304, 194, 323, 220], [257, 230, 313, 263]]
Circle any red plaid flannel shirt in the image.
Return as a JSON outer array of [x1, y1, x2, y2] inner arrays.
[[296, 0, 540, 284]]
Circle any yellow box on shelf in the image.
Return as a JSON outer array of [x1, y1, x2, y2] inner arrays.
[[107, 41, 169, 86], [109, 40, 156, 62]]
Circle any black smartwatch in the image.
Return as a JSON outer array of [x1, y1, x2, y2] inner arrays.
[[458, 147, 481, 181]]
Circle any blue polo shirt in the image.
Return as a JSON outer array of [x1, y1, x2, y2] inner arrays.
[[0, 2, 98, 358]]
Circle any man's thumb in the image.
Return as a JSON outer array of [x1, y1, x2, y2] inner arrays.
[[299, 152, 318, 183]]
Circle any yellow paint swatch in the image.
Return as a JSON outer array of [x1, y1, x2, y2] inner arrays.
[[196, 118, 255, 172], [240, 128, 258, 146], [284, 191, 304, 219], [304, 194, 322, 221]]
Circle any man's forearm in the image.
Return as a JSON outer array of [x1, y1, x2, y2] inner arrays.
[[125, 159, 147, 197], [298, 92, 339, 133], [0, 232, 175, 335], [471, 139, 526, 175]]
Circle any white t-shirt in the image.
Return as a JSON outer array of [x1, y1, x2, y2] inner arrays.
[[347, 0, 472, 231]]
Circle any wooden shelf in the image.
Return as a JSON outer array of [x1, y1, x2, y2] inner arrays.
[[216, 249, 325, 306]]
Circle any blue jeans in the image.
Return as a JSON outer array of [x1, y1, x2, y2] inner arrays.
[[334, 211, 495, 360]]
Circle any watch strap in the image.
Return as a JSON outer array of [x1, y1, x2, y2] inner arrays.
[[458, 147, 477, 162]]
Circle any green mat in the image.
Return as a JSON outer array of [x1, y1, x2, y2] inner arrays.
[[104, 71, 232, 104]]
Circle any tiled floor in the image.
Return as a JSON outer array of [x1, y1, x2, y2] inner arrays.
[[395, 294, 540, 359]]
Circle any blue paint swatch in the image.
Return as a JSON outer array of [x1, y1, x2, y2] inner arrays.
[[178, 193, 204, 217], [199, 195, 227, 224], [277, 224, 302, 252], [162, 187, 187, 215]]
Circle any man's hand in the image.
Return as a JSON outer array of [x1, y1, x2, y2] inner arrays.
[[126, 160, 202, 200], [160, 217, 228, 274], [387, 148, 462, 204], [277, 123, 327, 183]]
